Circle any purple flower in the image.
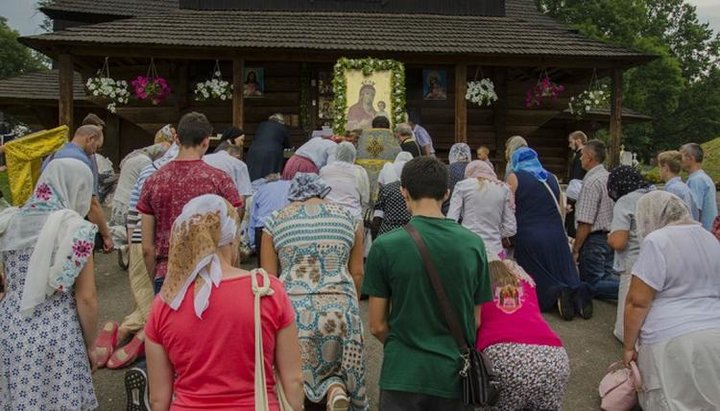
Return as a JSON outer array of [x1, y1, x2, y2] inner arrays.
[[35, 183, 52, 201], [72, 240, 93, 258]]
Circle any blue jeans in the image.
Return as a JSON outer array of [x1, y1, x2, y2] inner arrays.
[[578, 232, 619, 300]]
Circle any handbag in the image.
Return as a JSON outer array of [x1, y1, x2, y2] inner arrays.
[[598, 361, 642, 411], [251, 268, 293, 411], [404, 224, 500, 407]]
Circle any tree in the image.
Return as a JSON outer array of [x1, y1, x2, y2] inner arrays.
[[0, 16, 48, 80]]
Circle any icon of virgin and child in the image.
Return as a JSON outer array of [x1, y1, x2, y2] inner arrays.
[[346, 82, 389, 130]]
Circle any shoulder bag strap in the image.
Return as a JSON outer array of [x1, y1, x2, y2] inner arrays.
[[252, 268, 273, 411], [541, 175, 564, 222], [404, 224, 468, 350]]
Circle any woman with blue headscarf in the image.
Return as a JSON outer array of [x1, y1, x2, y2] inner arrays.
[[507, 147, 592, 321]]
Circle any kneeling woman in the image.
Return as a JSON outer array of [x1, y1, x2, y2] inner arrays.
[[145, 195, 304, 410], [477, 259, 570, 410]]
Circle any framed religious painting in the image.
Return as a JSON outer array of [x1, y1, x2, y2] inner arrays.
[[318, 71, 333, 96], [318, 97, 334, 119], [243, 67, 264, 97], [332, 58, 406, 133], [423, 69, 448, 100]]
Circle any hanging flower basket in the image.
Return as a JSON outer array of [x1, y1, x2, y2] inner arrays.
[[193, 60, 232, 101], [85, 57, 129, 113], [132, 58, 171, 105], [568, 71, 610, 117], [466, 79, 497, 107], [525, 71, 565, 108]]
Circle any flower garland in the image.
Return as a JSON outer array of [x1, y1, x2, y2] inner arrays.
[[525, 71, 564, 108], [193, 60, 232, 101], [568, 72, 609, 117], [132, 58, 171, 105], [85, 57, 129, 113], [465, 78, 498, 107], [332, 57, 406, 134]]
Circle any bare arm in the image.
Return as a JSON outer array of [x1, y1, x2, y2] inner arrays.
[[348, 225, 365, 297], [475, 304, 482, 330], [608, 230, 630, 251], [274, 322, 305, 410], [88, 196, 113, 252], [141, 214, 157, 281], [623, 276, 656, 364], [260, 231, 279, 276], [507, 173, 518, 194], [75, 254, 98, 370], [146, 339, 173, 411], [368, 297, 390, 343], [573, 222, 593, 263]]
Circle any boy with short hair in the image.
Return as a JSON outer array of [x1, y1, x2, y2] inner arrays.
[[363, 157, 492, 410], [657, 150, 698, 220]]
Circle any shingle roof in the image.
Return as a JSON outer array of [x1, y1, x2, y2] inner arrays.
[[0, 70, 86, 101], [24, 8, 648, 60], [40, 0, 178, 17]]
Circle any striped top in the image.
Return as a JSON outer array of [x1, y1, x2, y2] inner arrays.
[[127, 163, 158, 244]]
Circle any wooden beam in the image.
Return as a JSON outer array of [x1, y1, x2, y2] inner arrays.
[[454, 63, 467, 143], [104, 114, 121, 166], [609, 69, 623, 168], [493, 67, 508, 170], [233, 58, 245, 128], [58, 53, 74, 128]]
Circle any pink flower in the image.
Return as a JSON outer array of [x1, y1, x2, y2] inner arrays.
[[72, 240, 93, 258], [35, 183, 52, 201]]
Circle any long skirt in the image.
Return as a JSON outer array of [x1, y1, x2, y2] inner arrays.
[[613, 270, 632, 341], [638, 328, 720, 410], [282, 155, 318, 180]]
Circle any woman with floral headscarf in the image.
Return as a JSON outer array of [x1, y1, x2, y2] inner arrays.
[[447, 160, 516, 259], [507, 147, 592, 320], [261, 173, 368, 410], [0, 158, 99, 409], [145, 194, 304, 410], [623, 191, 720, 409], [447, 143, 472, 192], [606, 165, 654, 341]]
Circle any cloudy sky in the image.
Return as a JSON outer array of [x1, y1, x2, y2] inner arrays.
[[2, 0, 720, 37]]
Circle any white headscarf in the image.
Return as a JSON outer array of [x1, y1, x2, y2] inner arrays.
[[635, 191, 698, 240], [0, 158, 96, 316], [449, 143, 471, 164], [161, 194, 239, 319], [378, 151, 414, 186], [333, 141, 357, 164], [153, 143, 179, 169]]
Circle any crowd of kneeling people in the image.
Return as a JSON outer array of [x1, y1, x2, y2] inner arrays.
[[0, 112, 719, 410]]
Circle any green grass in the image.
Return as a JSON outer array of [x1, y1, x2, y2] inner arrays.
[[0, 171, 9, 203]]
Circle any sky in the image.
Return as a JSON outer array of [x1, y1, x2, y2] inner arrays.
[[2, 0, 720, 37]]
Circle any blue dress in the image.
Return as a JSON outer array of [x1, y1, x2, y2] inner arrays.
[[512, 170, 588, 311]]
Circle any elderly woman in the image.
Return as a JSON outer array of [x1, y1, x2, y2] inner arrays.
[[377, 151, 413, 187], [372, 161, 413, 237], [145, 194, 304, 410], [503, 135, 528, 180], [624, 191, 720, 409], [261, 173, 368, 410], [320, 141, 370, 220], [606, 166, 654, 341], [0, 159, 99, 409], [447, 143, 472, 192], [447, 160, 516, 259], [507, 147, 592, 320], [478, 259, 569, 410], [214, 126, 245, 153]]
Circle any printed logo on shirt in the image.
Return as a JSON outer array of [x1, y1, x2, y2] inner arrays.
[[494, 284, 524, 314]]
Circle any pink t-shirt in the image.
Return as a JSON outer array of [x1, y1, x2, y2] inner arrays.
[[145, 274, 295, 410], [136, 160, 243, 279], [476, 279, 562, 351]]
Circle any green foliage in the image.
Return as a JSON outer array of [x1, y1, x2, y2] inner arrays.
[[536, 0, 720, 160], [0, 17, 48, 79], [0, 172, 10, 203]]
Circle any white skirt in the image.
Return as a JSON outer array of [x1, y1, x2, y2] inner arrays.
[[638, 328, 720, 410]]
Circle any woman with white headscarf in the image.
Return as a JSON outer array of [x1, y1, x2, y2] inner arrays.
[[377, 151, 413, 187], [145, 194, 304, 410], [447, 142, 472, 191], [0, 158, 99, 409], [320, 141, 370, 220], [623, 191, 720, 409], [261, 173, 368, 410], [447, 160, 516, 259]]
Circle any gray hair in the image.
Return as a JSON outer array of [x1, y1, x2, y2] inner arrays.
[[569, 130, 588, 144], [395, 123, 413, 137], [74, 124, 103, 140], [584, 139, 606, 164], [680, 143, 704, 163], [335, 142, 357, 164], [269, 113, 285, 125]]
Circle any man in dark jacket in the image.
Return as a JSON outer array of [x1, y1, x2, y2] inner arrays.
[[246, 113, 292, 181]]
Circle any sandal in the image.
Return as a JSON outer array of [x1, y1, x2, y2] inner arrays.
[[94, 320, 119, 368], [327, 386, 349, 411], [107, 333, 145, 369]]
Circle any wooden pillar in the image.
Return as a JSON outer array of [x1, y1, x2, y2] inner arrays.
[[104, 114, 121, 166], [58, 54, 74, 128], [493, 67, 508, 171], [232, 58, 245, 128], [609, 69, 624, 168], [454, 63, 468, 143]]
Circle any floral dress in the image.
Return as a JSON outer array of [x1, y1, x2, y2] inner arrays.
[[264, 202, 368, 410]]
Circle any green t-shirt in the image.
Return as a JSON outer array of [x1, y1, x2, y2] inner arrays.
[[362, 216, 492, 399]]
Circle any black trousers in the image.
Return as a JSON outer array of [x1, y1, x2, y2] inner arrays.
[[255, 227, 264, 267], [379, 390, 472, 411]]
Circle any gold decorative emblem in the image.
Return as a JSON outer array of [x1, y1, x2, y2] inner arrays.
[[367, 138, 384, 159]]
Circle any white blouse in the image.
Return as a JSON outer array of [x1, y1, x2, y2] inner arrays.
[[320, 162, 370, 220], [447, 178, 517, 257]]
